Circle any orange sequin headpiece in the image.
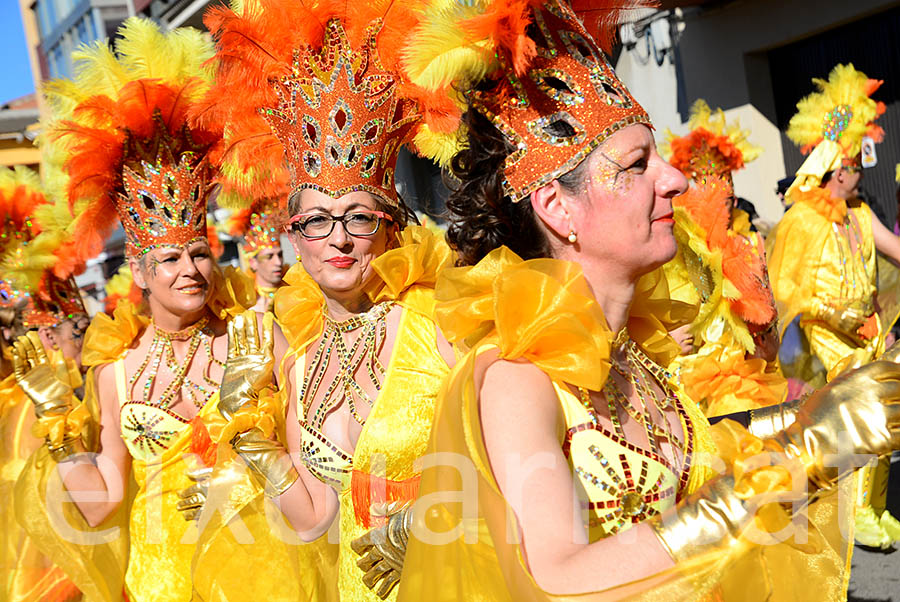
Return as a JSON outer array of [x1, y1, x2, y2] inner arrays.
[[404, 0, 653, 202], [473, 1, 650, 201], [200, 0, 425, 211], [23, 275, 87, 329], [117, 113, 215, 257], [227, 197, 287, 256]]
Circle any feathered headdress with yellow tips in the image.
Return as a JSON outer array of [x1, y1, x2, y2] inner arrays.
[[0, 166, 87, 327], [663, 99, 761, 188], [786, 63, 885, 202], [198, 0, 430, 210], [0, 166, 45, 310], [402, 0, 654, 201], [45, 17, 220, 269]]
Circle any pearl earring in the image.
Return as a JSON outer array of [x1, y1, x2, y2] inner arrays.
[[568, 230, 577, 244]]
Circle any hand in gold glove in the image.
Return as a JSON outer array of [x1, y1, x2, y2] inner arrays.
[[351, 501, 412, 599], [219, 310, 275, 422], [650, 473, 753, 562], [232, 429, 298, 498], [811, 298, 869, 340], [12, 331, 75, 417], [773, 356, 900, 490], [176, 466, 213, 522]]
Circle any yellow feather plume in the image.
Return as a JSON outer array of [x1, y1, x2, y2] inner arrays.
[[400, 0, 498, 166], [105, 263, 135, 299], [787, 63, 883, 158]]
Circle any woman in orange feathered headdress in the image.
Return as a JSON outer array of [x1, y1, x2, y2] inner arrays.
[[189, 1, 458, 600], [8, 18, 258, 602]]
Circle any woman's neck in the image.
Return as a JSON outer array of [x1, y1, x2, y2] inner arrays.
[[592, 278, 635, 335], [323, 291, 374, 321], [150, 304, 210, 333]]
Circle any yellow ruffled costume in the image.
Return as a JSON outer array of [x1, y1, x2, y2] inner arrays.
[[192, 226, 452, 602], [397, 247, 852, 601], [767, 188, 882, 387], [664, 184, 787, 416], [2, 352, 82, 602], [13, 267, 253, 602]]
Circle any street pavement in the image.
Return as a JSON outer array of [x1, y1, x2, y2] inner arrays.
[[848, 453, 900, 602]]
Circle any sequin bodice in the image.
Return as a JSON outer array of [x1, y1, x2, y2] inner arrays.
[[555, 382, 691, 540], [114, 360, 191, 462]]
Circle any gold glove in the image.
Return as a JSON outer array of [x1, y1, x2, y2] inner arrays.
[[231, 428, 298, 497], [12, 331, 76, 418], [810, 298, 869, 339], [773, 359, 900, 491], [219, 310, 275, 422], [649, 474, 751, 562], [747, 399, 803, 439], [351, 502, 412, 599], [176, 466, 213, 522]]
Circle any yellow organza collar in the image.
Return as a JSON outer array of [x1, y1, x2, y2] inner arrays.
[[81, 266, 255, 367], [793, 186, 847, 223], [274, 225, 452, 351], [434, 247, 695, 391]]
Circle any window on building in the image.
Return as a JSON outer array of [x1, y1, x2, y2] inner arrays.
[[76, 16, 87, 44], [34, 0, 57, 37]]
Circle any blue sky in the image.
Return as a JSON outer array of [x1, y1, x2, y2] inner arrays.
[[0, 2, 37, 105]]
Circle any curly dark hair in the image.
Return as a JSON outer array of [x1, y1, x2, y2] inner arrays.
[[446, 108, 590, 266]]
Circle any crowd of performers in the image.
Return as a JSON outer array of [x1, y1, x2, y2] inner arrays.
[[2, 0, 900, 600]]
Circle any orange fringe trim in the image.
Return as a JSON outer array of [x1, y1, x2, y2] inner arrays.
[[190, 416, 217, 468], [351, 469, 420, 528], [858, 314, 879, 341]]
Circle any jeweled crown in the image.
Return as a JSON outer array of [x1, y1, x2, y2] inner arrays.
[[238, 197, 286, 256], [471, 0, 650, 201], [118, 112, 214, 257], [24, 275, 87, 328], [261, 18, 420, 207]]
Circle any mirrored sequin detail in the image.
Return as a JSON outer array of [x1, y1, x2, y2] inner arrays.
[[120, 402, 190, 461]]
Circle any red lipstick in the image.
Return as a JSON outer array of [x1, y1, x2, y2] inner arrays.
[[653, 212, 675, 224], [325, 256, 356, 268]]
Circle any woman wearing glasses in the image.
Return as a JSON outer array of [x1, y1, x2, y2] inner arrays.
[[192, 2, 454, 600]]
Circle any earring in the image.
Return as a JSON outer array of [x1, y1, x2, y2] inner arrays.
[[568, 230, 577, 244]]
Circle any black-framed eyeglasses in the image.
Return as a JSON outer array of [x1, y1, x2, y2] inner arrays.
[[285, 210, 393, 240]]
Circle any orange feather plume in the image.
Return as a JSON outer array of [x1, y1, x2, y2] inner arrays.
[[675, 182, 775, 327]]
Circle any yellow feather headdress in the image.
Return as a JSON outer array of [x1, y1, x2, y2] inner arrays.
[[785, 63, 885, 201]]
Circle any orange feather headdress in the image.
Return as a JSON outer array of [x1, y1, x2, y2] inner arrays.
[[198, 0, 427, 211], [226, 197, 286, 257], [45, 18, 220, 269], [663, 100, 761, 190], [402, 0, 655, 201], [0, 166, 87, 327]]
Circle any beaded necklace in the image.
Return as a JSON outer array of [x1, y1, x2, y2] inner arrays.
[[128, 316, 224, 410], [578, 329, 691, 478], [831, 214, 869, 304], [300, 301, 394, 427]]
